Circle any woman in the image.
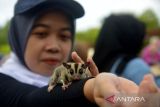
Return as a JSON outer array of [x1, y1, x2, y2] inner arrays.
[[0, 0, 159, 107], [93, 14, 152, 85], [0, 0, 98, 106]]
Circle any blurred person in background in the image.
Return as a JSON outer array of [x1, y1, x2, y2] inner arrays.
[[93, 14, 160, 86], [141, 36, 160, 83], [141, 36, 160, 66]]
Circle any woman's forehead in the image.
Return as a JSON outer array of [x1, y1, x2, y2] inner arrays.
[[33, 12, 71, 30], [33, 10, 72, 26]]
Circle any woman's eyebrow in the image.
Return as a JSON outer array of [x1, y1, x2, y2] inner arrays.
[[61, 27, 71, 32], [32, 24, 50, 29], [32, 23, 71, 32]]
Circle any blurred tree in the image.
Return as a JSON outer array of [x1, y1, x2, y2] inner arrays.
[[76, 28, 99, 46], [0, 22, 9, 45], [138, 9, 160, 29], [138, 9, 160, 47], [0, 21, 10, 54]]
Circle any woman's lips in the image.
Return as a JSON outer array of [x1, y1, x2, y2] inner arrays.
[[43, 59, 59, 66]]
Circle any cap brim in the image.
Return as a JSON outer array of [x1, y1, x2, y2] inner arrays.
[[15, 0, 85, 18]]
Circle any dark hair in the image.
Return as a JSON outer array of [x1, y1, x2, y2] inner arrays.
[[93, 14, 146, 74]]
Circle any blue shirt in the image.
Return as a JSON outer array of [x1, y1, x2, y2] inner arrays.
[[111, 57, 160, 87], [122, 58, 150, 85]]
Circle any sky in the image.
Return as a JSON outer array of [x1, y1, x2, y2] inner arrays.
[[0, 0, 160, 31]]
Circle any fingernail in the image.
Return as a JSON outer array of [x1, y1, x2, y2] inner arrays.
[[87, 61, 90, 65]]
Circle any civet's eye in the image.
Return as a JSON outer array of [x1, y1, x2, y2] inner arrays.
[[79, 68, 83, 75], [70, 69, 74, 75]]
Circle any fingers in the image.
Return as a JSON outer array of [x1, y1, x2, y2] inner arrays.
[[71, 51, 84, 63], [137, 74, 160, 107], [139, 74, 159, 93], [87, 57, 99, 76], [71, 51, 99, 76]]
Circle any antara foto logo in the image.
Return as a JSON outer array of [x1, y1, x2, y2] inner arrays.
[[105, 95, 145, 104], [105, 95, 115, 104]]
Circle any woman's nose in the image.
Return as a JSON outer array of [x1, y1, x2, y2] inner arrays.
[[45, 36, 60, 53]]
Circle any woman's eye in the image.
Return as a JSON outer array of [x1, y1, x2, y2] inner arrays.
[[60, 31, 72, 41], [61, 34, 71, 40], [33, 32, 48, 38]]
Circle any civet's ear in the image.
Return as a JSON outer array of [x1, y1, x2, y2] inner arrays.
[[82, 62, 89, 69], [63, 62, 71, 69]]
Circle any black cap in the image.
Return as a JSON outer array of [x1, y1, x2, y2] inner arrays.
[[14, 0, 85, 18]]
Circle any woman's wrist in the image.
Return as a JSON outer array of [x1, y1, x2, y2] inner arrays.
[[83, 78, 95, 103], [83, 73, 118, 104]]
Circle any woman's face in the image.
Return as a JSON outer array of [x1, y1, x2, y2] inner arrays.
[[24, 11, 72, 76]]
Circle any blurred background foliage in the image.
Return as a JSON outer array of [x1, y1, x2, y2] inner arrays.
[[76, 28, 99, 46], [0, 22, 10, 55], [0, 9, 160, 55], [138, 9, 159, 29]]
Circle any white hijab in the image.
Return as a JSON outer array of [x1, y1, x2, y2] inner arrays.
[[0, 52, 50, 87]]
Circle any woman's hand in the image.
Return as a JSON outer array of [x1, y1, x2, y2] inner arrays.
[[93, 73, 138, 107], [93, 74, 160, 107], [71, 51, 138, 107], [71, 52, 160, 107]]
